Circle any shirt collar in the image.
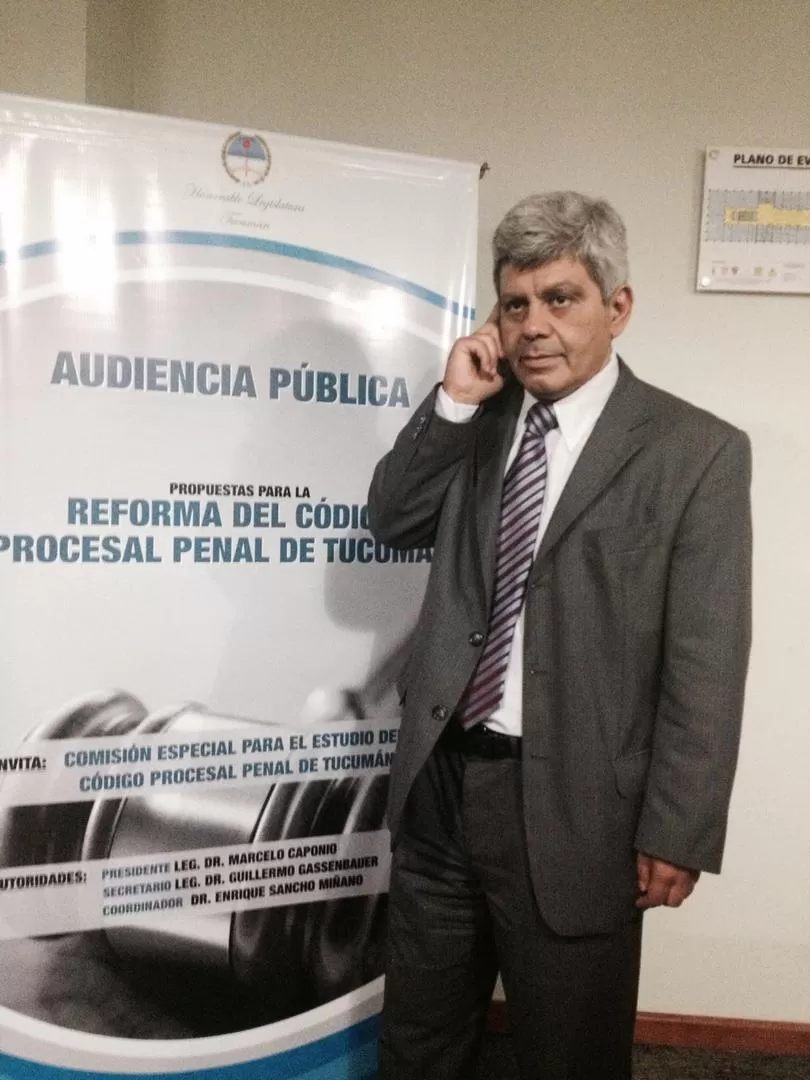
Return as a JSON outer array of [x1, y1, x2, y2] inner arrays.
[[519, 351, 619, 451]]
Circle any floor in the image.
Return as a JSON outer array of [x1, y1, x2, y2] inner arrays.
[[475, 1034, 809, 1079]]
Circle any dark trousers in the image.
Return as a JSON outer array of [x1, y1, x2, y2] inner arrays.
[[378, 740, 642, 1079]]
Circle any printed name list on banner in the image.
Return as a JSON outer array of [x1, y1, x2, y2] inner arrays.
[[0, 95, 478, 1079], [0, 830, 392, 939]]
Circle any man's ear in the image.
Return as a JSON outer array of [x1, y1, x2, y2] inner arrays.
[[609, 285, 633, 339]]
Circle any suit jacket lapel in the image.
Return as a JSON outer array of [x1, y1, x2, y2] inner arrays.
[[538, 361, 653, 560], [474, 383, 523, 610]]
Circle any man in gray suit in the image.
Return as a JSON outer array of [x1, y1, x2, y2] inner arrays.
[[368, 191, 752, 1080]]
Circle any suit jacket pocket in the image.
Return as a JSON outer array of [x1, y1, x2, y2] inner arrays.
[[612, 748, 652, 798], [585, 523, 664, 554]]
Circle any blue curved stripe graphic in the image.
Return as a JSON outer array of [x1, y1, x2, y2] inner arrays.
[[0, 1015, 379, 1080], [0, 231, 475, 319]]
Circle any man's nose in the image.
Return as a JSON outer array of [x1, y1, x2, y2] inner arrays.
[[522, 301, 552, 338]]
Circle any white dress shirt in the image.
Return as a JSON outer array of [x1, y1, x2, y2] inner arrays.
[[435, 354, 619, 735]]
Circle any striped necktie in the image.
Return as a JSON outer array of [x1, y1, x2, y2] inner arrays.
[[457, 401, 558, 729]]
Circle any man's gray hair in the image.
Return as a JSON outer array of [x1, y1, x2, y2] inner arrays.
[[492, 191, 629, 301]]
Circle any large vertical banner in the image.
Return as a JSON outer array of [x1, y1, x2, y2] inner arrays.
[[0, 96, 477, 1078]]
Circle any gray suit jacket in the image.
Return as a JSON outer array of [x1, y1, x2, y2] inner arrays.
[[368, 361, 752, 936]]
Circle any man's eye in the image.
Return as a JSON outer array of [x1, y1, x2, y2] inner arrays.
[[550, 294, 571, 308], [503, 300, 524, 313]]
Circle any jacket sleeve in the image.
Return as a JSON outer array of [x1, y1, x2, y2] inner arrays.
[[367, 385, 478, 550], [635, 427, 753, 873]]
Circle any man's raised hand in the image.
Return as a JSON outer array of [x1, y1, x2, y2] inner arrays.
[[442, 305, 506, 406]]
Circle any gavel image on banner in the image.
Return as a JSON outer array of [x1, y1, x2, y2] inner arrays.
[[0, 687, 393, 1025]]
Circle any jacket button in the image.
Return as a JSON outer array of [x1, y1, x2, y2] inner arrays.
[[431, 705, 448, 722], [469, 631, 484, 646]]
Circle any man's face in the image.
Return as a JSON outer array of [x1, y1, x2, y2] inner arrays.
[[497, 258, 633, 400]]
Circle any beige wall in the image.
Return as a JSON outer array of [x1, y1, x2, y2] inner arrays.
[[2, 0, 809, 1024], [85, 0, 136, 111], [0, 0, 136, 109], [0, 0, 87, 102]]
